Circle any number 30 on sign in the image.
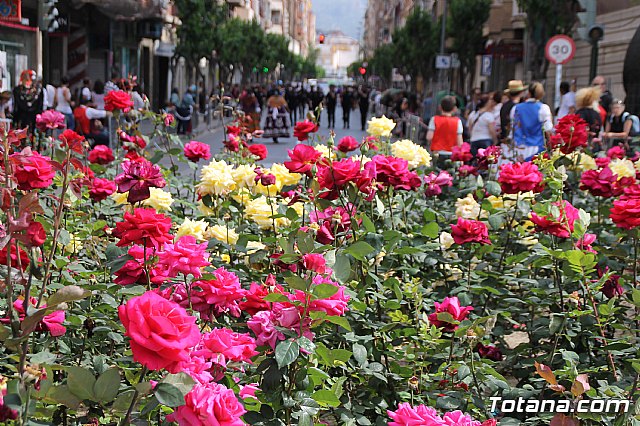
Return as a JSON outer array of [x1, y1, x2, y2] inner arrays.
[[545, 35, 576, 65]]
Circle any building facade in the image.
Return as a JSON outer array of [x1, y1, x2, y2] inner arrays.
[[317, 30, 359, 79]]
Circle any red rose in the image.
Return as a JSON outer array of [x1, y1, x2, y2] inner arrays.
[[607, 146, 626, 159], [59, 129, 85, 154], [498, 162, 544, 194], [104, 90, 134, 112], [247, 144, 268, 160], [337, 136, 359, 153], [450, 217, 491, 245], [0, 242, 29, 271], [610, 197, 640, 229], [9, 148, 55, 191], [113, 208, 173, 250], [293, 120, 318, 141], [428, 296, 473, 332], [475, 343, 503, 361], [284, 144, 322, 174], [226, 125, 241, 137], [451, 142, 473, 162], [184, 141, 211, 162], [114, 158, 166, 203], [530, 200, 580, 238], [554, 114, 588, 154], [579, 167, 617, 198], [25, 221, 46, 247], [371, 155, 422, 191], [88, 145, 115, 165], [89, 178, 117, 202], [317, 158, 362, 199]]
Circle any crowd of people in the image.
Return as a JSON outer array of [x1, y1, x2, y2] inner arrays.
[[0, 70, 149, 147]]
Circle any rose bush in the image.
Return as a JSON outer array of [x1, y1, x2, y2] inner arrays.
[[0, 108, 639, 426]]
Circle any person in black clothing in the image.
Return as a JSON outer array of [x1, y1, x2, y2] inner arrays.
[[325, 85, 337, 129], [310, 87, 323, 123], [12, 70, 44, 133], [604, 99, 634, 148], [575, 87, 603, 151], [499, 80, 525, 142], [357, 85, 370, 131], [341, 86, 354, 128], [592, 75, 613, 115], [285, 85, 299, 123]]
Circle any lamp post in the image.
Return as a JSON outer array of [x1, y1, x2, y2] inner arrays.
[[588, 25, 604, 82]]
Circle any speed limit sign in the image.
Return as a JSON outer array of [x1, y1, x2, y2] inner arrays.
[[545, 35, 576, 65]]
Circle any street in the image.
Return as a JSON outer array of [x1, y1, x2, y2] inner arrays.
[[195, 104, 369, 166]]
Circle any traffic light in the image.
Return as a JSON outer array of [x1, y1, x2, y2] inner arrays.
[[40, 0, 59, 32], [319, 33, 325, 44], [576, 0, 596, 42], [263, 67, 269, 73], [359, 67, 366, 75]]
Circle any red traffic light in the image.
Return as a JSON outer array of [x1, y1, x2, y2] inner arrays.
[[359, 67, 366, 75], [319, 33, 325, 44]]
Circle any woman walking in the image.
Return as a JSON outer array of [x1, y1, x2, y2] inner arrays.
[[575, 86, 603, 151], [55, 76, 75, 130], [468, 93, 498, 157], [12, 70, 44, 132], [263, 92, 290, 143]]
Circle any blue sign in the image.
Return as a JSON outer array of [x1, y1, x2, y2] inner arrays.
[[481, 55, 492, 76]]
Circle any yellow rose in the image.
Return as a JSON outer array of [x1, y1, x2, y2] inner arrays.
[[565, 152, 597, 171], [142, 188, 174, 212], [244, 196, 290, 229], [63, 234, 83, 254], [111, 192, 128, 205], [486, 195, 504, 210], [439, 232, 454, 250], [367, 115, 396, 137], [610, 158, 635, 180], [231, 188, 254, 205], [314, 144, 336, 160], [220, 254, 231, 263], [455, 193, 481, 219], [232, 164, 257, 189], [391, 139, 432, 169], [197, 159, 236, 196], [246, 241, 266, 253], [176, 218, 209, 241], [271, 163, 301, 187], [205, 225, 239, 245], [198, 200, 216, 216]]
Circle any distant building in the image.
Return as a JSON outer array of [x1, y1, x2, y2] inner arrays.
[[317, 31, 359, 78]]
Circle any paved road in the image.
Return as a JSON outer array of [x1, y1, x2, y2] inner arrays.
[[195, 104, 369, 166]]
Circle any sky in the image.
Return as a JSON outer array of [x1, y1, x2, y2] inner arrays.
[[312, 0, 368, 40]]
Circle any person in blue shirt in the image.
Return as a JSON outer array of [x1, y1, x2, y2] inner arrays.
[[506, 82, 553, 162]]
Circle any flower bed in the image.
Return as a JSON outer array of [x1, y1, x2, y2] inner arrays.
[[0, 106, 639, 425]]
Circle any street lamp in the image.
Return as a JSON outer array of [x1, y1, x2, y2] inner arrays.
[[588, 24, 604, 82]]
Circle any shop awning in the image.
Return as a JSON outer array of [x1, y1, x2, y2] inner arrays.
[[70, 0, 167, 20]]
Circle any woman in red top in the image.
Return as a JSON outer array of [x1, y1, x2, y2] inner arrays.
[[427, 96, 463, 153]]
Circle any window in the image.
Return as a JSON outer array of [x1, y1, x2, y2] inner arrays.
[[512, 1, 525, 16], [271, 10, 282, 25]]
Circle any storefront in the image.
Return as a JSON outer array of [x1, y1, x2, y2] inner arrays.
[[0, 0, 38, 92]]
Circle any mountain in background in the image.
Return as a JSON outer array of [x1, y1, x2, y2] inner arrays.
[[312, 0, 367, 40]]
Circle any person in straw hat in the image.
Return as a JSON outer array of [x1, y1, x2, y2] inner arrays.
[[499, 80, 525, 143]]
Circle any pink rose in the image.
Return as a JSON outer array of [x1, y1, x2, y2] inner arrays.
[[302, 253, 327, 274], [530, 200, 580, 238], [36, 110, 65, 132], [9, 148, 55, 191], [167, 383, 246, 426], [388, 402, 442, 426], [292, 275, 350, 317], [428, 296, 473, 332], [118, 292, 200, 372], [184, 141, 211, 162], [248, 310, 283, 349], [239, 383, 259, 400], [424, 171, 453, 196], [156, 236, 210, 278], [498, 162, 544, 194], [194, 328, 258, 364], [442, 411, 481, 426], [450, 218, 491, 245]]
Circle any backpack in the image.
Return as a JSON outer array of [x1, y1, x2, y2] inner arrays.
[[612, 112, 640, 136]]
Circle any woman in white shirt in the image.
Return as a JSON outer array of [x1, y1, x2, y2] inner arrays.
[[92, 80, 105, 110], [54, 76, 74, 129], [468, 93, 498, 157]]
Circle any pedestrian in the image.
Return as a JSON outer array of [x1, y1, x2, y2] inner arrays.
[[592, 75, 613, 115], [239, 88, 261, 132], [507, 82, 553, 162], [285, 85, 298, 123], [170, 87, 180, 107], [325, 84, 337, 129], [575, 86, 603, 151], [104, 71, 120, 94], [73, 97, 110, 147], [556, 81, 576, 121], [0, 91, 12, 120], [426, 96, 463, 167], [468, 93, 498, 157], [92, 80, 105, 110], [358, 84, 370, 131], [80, 78, 92, 104], [54, 76, 75, 130], [263, 92, 290, 144], [499, 80, 525, 143], [12, 70, 44, 132], [604, 99, 636, 150], [341, 86, 353, 129]]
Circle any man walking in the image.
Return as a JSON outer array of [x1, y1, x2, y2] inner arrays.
[[499, 80, 525, 142]]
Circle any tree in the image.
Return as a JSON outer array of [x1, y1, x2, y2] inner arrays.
[[173, 0, 228, 81], [447, 0, 491, 92], [516, 0, 581, 80], [369, 44, 395, 86], [218, 19, 268, 84], [392, 9, 438, 91]]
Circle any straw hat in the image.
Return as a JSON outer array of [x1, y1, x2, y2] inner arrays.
[[504, 80, 525, 94]]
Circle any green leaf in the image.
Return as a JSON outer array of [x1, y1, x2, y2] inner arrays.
[[49, 385, 81, 409], [360, 213, 376, 233], [275, 340, 300, 368], [313, 283, 340, 299], [323, 315, 352, 331], [298, 336, 316, 353], [67, 366, 96, 401], [344, 241, 376, 261], [311, 389, 341, 407], [284, 275, 309, 291], [263, 293, 292, 303], [421, 222, 440, 239], [155, 383, 186, 407], [160, 373, 196, 397], [352, 343, 367, 366], [333, 254, 351, 283], [93, 368, 120, 403], [485, 181, 501, 196]]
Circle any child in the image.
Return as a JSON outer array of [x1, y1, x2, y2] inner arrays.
[[426, 96, 463, 167]]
